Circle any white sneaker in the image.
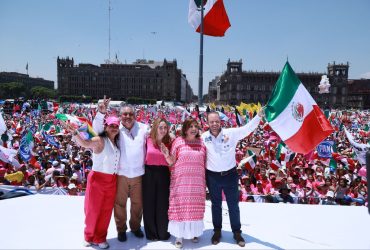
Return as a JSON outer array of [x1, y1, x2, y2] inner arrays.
[[175, 238, 183, 248], [98, 242, 109, 249], [83, 240, 92, 247]]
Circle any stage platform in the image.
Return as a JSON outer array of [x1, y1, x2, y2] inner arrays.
[[1, 194, 369, 249]]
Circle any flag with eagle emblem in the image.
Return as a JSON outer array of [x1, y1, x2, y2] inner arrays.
[[264, 62, 334, 154]]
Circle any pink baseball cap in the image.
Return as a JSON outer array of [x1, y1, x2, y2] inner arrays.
[[105, 116, 120, 126]]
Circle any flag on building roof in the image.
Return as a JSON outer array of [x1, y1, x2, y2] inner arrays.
[[265, 62, 334, 154], [188, 0, 231, 37]]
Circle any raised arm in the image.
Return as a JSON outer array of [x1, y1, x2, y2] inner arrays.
[[93, 95, 111, 134], [61, 121, 103, 153], [230, 108, 265, 141]]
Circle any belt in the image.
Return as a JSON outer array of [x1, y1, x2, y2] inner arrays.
[[207, 167, 236, 176]]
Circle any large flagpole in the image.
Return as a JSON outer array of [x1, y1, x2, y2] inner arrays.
[[198, 0, 204, 106]]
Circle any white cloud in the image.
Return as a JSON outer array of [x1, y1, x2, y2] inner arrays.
[[360, 72, 370, 79]]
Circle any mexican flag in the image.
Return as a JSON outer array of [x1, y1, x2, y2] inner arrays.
[[47, 101, 59, 112], [270, 159, 282, 171], [265, 62, 334, 154], [276, 142, 296, 163], [188, 0, 231, 37], [238, 150, 257, 171]]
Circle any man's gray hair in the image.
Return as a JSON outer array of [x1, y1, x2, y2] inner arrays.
[[119, 104, 136, 115]]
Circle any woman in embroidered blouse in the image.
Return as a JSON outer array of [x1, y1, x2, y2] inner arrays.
[[143, 118, 172, 241], [63, 116, 120, 249], [161, 117, 207, 248]]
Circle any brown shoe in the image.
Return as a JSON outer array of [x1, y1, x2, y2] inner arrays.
[[211, 230, 221, 245], [233, 232, 245, 247]]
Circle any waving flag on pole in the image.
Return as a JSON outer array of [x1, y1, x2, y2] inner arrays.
[[188, 0, 231, 37], [265, 62, 334, 154], [0, 145, 21, 169], [343, 127, 369, 165], [41, 131, 60, 148], [238, 151, 257, 171], [19, 131, 33, 162]]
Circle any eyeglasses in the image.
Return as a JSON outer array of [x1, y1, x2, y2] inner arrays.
[[122, 112, 134, 116]]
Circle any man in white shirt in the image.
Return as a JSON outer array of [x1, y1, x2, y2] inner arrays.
[[93, 96, 148, 242], [201, 110, 263, 247]]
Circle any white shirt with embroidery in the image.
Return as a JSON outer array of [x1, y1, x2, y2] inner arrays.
[[201, 115, 261, 172]]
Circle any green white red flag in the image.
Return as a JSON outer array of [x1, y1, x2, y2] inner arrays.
[[188, 0, 231, 37], [265, 62, 334, 154]]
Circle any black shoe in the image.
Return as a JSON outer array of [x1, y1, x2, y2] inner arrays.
[[211, 230, 221, 245], [117, 232, 127, 242], [146, 237, 158, 241], [233, 232, 245, 247], [132, 229, 144, 238], [161, 232, 171, 241]]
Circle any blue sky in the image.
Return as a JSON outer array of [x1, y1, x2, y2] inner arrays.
[[1, 0, 369, 96]]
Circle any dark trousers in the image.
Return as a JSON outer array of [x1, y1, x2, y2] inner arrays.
[[206, 168, 241, 233], [142, 165, 170, 240]]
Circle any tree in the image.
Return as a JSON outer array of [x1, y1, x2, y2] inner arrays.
[[30, 86, 56, 99], [0, 82, 26, 98]]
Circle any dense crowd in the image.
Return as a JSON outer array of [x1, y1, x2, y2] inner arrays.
[[0, 98, 368, 206]]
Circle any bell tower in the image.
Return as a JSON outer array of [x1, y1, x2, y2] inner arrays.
[[327, 61, 349, 108]]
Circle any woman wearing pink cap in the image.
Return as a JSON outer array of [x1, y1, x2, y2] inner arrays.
[[63, 115, 120, 249]]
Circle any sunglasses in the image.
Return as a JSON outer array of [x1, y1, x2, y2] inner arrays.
[[122, 112, 134, 116], [108, 124, 119, 128]]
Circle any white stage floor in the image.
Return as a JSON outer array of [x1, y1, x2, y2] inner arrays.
[[1, 194, 369, 249]]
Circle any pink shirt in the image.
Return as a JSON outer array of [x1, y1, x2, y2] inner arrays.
[[145, 137, 169, 166]]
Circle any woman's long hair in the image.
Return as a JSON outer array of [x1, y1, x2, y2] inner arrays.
[[98, 127, 119, 148], [150, 118, 171, 146]]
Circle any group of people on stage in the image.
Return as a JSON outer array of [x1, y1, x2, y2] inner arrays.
[[65, 96, 263, 249], [1, 97, 368, 248]]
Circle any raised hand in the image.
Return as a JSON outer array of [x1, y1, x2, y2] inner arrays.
[[98, 95, 111, 114], [60, 120, 78, 135]]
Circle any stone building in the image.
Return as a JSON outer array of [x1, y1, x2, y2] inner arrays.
[[208, 60, 370, 109], [57, 57, 194, 102]]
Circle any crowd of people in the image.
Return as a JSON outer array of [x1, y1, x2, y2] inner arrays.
[[0, 97, 368, 248]]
